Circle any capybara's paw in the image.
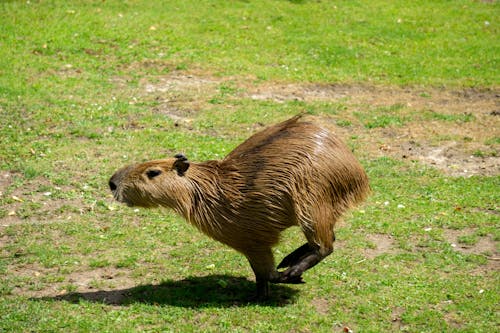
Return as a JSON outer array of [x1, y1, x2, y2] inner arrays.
[[277, 243, 311, 269], [271, 269, 305, 284]]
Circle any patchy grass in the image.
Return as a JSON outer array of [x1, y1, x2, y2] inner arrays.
[[1, 0, 499, 332]]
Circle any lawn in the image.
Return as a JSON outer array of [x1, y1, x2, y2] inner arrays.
[[0, 0, 499, 332]]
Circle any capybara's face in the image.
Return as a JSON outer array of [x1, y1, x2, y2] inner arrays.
[[109, 156, 190, 208]]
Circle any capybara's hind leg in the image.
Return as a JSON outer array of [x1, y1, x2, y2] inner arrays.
[[278, 244, 332, 283], [277, 243, 312, 269], [277, 232, 336, 270], [277, 214, 335, 283]]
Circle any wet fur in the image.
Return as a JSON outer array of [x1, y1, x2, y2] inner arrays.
[[110, 115, 370, 298]]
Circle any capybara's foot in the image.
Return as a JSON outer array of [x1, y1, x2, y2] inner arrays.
[[280, 274, 305, 284], [271, 269, 305, 284], [254, 278, 270, 300], [277, 243, 312, 269]]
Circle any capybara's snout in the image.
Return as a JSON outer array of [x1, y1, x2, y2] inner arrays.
[[109, 178, 117, 192], [108, 164, 135, 194], [108, 166, 131, 198], [108, 170, 122, 194]]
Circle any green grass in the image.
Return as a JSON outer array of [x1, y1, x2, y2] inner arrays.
[[1, 0, 499, 332], [0, 0, 498, 92], [354, 104, 409, 128]]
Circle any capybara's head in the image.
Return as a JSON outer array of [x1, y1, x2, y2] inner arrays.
[[109, 154, 190, 208]]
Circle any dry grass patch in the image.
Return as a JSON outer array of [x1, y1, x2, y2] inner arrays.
[[132, 71, 499, 176]]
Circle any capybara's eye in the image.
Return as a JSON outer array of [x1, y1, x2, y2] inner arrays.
[[146, 169, 162, 179]]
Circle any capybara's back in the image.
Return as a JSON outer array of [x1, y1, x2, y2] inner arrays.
[[109, 115, 369, 299]]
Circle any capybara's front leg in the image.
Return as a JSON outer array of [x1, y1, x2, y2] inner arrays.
[[245, 249, 280, 300]]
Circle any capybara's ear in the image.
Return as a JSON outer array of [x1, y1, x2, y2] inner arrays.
[[173, 154, 190, 175]]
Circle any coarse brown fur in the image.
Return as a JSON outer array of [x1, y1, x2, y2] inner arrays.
[[109, 115, 370, 299]]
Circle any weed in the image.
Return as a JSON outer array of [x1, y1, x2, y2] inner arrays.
[[337, 120, 352, 127], [355, 104, 408, 129], [89, 259, 111, 269]]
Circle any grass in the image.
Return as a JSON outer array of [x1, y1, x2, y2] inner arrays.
[[1, 0, 499, 332]]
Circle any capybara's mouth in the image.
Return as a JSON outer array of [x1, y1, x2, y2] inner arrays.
[[124, 200, 135, 207], [119, 196, 157, 208], [114, 196, 134, 207], [111, 191, 129, 206]]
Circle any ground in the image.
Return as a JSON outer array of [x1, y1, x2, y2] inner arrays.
[[1, 72, 498, 307]]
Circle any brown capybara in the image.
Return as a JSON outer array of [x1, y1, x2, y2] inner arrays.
[[109, 115, 369, 299]]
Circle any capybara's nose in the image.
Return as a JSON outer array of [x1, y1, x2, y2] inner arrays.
[[109, 179, 117, 191]]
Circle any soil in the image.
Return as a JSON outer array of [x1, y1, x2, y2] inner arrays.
[[391, 306, 406, 330], [442, 228, 500, 274], [0, 174, 86, 227], [8, 262, 136, 303], [0, 171, 14, 196], [311, 297, 330, 315], [364, 234, 398, 259], [443, 228, 498, 255], [135, 72, 499, 176]]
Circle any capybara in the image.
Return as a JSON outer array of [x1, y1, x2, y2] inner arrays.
[[109, 115, 369, 299]]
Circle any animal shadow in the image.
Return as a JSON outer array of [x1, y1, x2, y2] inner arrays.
[[36, 275, 299, 307]]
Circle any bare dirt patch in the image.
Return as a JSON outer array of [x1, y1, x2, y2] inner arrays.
[[133, 72, 499, 176], [391, 306, 406, 330], [443, 312, 465, 330], [8, 262, 136, 301], [0, 176, 88, 227], [134, 71, 223, 126], [246, 82, 499, 176], [311, 297, 330, 315], [443, 228, 499, 274], [63, 267, 137, 299], [247, 82, 498, 113], [443, 229, 498, 256], [364, 234, 398, 259], [0, 171, 15, 196]]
